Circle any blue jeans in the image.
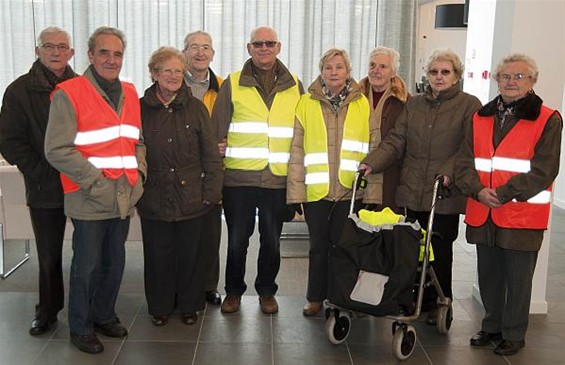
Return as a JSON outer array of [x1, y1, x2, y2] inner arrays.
[[68, 218, 129, 335], [222, 187, 286, 296]]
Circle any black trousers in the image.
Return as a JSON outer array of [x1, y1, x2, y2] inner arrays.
[[141, 215, 206, 316], [202, 204, 222, 292], [407, 210, 459, 305], [29, 207, 67, 320], [303, 200, 359, 302], [222, 186, 286, 296]]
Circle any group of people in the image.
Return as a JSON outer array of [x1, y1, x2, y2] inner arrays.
[[0, 23, 561, 358]]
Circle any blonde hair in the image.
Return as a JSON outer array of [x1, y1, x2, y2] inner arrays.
[[319, 48, 352, 74], [425, 49, 464, 79], [147, 46, 188, 82]]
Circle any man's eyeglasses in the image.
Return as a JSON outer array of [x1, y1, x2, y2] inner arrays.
[[498, 73, 531, 82], [40, 43, 70, 52], [251, 40, 278, 48], [427, 69, 452, 77], [159, 68, 184, 77], [186, 44, 212, 52]]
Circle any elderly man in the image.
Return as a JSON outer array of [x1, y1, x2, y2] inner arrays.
[[212, 26, 303, 314], [45, 26, 146, 354], [182, 30, 224, 306], [0, 26, 76, 336]]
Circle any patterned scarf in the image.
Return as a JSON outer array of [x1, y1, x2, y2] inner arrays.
[[321, 77, 353, 111], [496, 96, 516, 129]]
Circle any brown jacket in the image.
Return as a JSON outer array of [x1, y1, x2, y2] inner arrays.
[[362, 83, 481, 214], [286, 76, 375, 203], [359, 76, 409, 210], [455, 93, 563, 251], [212, 59, 303, 189]]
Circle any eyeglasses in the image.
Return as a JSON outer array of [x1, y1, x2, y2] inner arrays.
[[40, 43, 70, 52], [250, 40, 278, 48], [185, 44, 212, 52], [159, 68, 184, 77], [498, 73, 531, 82], [427, 69, 452, 76]]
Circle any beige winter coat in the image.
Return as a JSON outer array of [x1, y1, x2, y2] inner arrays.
[[286, 76, 376, 204]]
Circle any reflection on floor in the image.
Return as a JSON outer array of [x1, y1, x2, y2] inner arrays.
[[0, 208, 564, 364]]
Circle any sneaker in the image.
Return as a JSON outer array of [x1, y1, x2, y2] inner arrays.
[[220, 295, 241, 314], [70, 333, 104, 354], [259, 295, 278, 314]]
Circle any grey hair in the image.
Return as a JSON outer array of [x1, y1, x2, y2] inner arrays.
[[88, 26, 126, 53], [38, 26, 72, 46], [425, 49, 464, 79], [494, 53, 539, 84], [183, 30, 214, 51], [368, 46, 400, 73], [319, 48, 352, 74], [249, 26, 278, 42]]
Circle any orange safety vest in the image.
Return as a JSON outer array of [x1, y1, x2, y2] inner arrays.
[[54, 76, 141, 193], [465, 106, 555, 229]]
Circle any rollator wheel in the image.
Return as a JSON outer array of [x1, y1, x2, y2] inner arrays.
[[437, 304, 453, 334], [392, 323, 417, 360], [325, 310, 351, 344]]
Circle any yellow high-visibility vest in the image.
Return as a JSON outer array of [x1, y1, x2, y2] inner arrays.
[[295, 93, 370, 202], [225, 71, 300, 176]]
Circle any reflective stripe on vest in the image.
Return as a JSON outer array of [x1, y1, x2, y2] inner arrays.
[[225, 71, 300, 176], [465, 106, 555, 229], [296, 92, 370, 202], [54, 76, 141, 193]]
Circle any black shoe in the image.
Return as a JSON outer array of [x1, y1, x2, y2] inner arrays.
[[181, 313, 198, 325], [70, 333, 104, 354], [29, 317, 57, 336], [151, 315, 169, 327], [93, 319, 128, 338], [494, 339, 525, 356], [470, 330, 503, 347], [206, 290, 222, 305]]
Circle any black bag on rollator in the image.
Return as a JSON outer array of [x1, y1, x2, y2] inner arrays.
[[327, 211, 422, 317]]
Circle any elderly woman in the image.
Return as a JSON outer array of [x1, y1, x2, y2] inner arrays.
[[360, 49, 482, 323], [359, 46, 409, 213], [287, 48, 372, 317], [138, 47, 223, 326], [456, 54, 562, 356]]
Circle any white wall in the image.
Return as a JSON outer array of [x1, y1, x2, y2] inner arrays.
[[416, 0, 468, 84]]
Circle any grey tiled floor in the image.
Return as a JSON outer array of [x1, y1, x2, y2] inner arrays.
[[0, 207, 564, 364]]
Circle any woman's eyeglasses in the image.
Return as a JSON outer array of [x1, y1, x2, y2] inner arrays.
[[427, 69, 452, 77], [498, 73, 531, 82]]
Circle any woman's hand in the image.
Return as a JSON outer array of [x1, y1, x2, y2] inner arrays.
[[478, 188, 502, 208], [218, 138, 227, 157], [358, 163, 372, 176]]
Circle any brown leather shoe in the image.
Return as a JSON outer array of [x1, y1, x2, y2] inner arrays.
[[220, 295, 241, 313], [259, 295, 278, 314], [302, 301, 323, 317]]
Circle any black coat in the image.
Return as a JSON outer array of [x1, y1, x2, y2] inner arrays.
[[137, 83, 223, 221], [0, 60, 76, 208]]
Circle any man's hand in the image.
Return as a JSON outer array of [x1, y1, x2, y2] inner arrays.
[[478, 188, 502, 208]]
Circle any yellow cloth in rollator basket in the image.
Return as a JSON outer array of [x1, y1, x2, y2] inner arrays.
[[357, 207, 434, 262]]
